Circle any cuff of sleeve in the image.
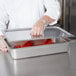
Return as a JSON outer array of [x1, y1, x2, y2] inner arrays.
[[49, 20, 57, 25], [44, 10, 60, 25], [45, 20, 57, 27]]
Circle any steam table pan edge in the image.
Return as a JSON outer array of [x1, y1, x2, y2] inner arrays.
[[2, 26, 76, 59]]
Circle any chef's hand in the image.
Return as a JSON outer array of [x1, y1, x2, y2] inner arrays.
[[31, 15, 55, 37], [0, 36, 7, 52], [31, 19, 45, 37]]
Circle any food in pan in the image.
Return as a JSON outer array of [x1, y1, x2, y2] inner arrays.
[[14, 41, 33, 48], [13, 39, 53, 48]]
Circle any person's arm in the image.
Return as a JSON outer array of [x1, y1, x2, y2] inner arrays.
[[31, 15, 55, 36], [0, 35, 7, 52], [31, 0, 61, 36]]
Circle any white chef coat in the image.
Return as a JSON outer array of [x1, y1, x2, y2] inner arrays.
[[0, 0, 60, 35]]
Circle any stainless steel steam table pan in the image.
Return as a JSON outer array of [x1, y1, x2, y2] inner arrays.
[[2, 26, 76, 59]]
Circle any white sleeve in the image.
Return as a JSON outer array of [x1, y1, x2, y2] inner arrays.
[[43, 0, 61, 25], [0, 1, 9, 35]]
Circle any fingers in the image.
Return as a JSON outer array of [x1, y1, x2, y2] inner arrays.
[[0, 48, 8, 52], [31, 24, 44, 37], [32, 27, 42, 36], [31, 28, 42, 37], [0, 46, 8, 52], [0, 40, 8, 52]]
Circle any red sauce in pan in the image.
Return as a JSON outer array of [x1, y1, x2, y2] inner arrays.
[[14, 39, 53, 48]]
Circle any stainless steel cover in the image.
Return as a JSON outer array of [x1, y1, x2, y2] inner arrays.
[[2, 26, 75, 59]]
